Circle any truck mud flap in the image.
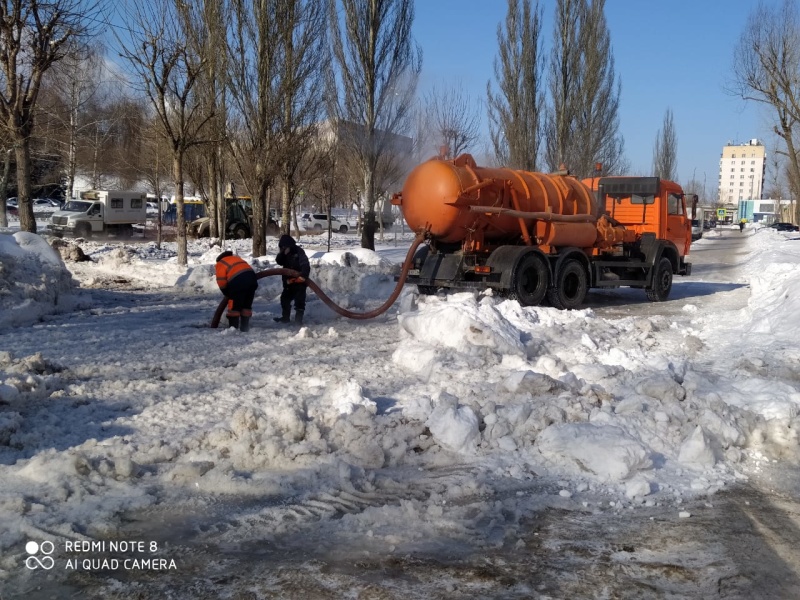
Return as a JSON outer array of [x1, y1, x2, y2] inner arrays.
[[419, 252, 464, 284]]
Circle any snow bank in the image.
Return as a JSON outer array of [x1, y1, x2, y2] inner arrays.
[[0, 233, 87, 328], [1, 227, 800, 583]]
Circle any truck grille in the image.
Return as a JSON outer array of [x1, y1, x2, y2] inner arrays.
[[52, 216, 68, 225]]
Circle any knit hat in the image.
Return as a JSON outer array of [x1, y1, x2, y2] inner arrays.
[[278, 235, 296, 249], [215, 250, 233, 262]]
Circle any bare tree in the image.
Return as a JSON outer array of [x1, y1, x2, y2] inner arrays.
[[274, 0, 329, 237], [487, 0, 545, 170], [118, 0, 215, 266], [191, 0, 228, 241], [43, 40, 106, 200], [329, 0, 422, 250], [731, 0, 800, 224], [226, 0, 282, 256], [544, 0, 581, 173], [544, 0, 625, 177], [425, 82, 480, 159], [138, 118, 172, 247], [0, 0, 91, 232], [652, 108, 677, 181]]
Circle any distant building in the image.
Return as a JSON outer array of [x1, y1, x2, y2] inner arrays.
[[738, 198, 795, 224], [718, 139, 766, 205]]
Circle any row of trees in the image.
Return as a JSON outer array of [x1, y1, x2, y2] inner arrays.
[[487, 0, 626, 177], [14, 0, 764, 261], [0, 0, 424, 261]]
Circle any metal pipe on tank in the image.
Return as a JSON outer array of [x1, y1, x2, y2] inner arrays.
[[399, 154, 597, 246]]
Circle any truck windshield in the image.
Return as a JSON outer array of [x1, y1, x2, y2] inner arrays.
[[62, 201, 92, 212]]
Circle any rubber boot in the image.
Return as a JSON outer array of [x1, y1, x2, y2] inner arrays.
[[240, 316, 251, 332], [295, 310, 304, 326], [227, 316, 240, 329], [273, 309, 291, 323]]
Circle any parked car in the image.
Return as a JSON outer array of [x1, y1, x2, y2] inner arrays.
[[769, 221, 799, 232], [301, 213, 350, 233], [32, 198, 60, 209], [146, 202, 159, 218], [691, 219, 703, 241]]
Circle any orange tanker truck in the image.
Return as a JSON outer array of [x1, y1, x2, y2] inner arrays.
[[392, 153, 692, 309]]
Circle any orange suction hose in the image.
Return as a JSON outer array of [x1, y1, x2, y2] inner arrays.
[[210, 234, 425, 328]]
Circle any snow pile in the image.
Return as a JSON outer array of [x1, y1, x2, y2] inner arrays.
[[0, 233, 87, 328], [309, 248, 400, 311], [739, 227, 800, 337], [1, 226, 800, 587], [535, 422, 652, 481]]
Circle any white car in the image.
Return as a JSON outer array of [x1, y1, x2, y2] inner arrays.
[[146, 202, 159, 217], [300, 213, 351, 233], [32, 198, 61, 212], [691, 219, 703, 241]]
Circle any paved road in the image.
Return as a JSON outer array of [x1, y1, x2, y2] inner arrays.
[[584, 227, 751, 321]]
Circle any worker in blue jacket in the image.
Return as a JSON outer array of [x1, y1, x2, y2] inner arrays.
[[274, 235, 310, 325]]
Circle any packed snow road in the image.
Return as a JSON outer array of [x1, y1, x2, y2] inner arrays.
[[2, 227, 800, 599]]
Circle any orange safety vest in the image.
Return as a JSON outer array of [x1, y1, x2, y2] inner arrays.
[[215, 255, 253, 290]]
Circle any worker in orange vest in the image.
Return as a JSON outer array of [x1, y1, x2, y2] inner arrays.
[[215, 251, 258, 331]]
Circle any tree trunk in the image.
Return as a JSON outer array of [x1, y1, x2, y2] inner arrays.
[[0, 148, 10, 228], [778, 119, 800, 225], [15, 139, 35, 233], [251, 165, 268, 257], [67, 102, 78, 200], [209, 149, 220, 239], [92, 126, 100, 188], [361, 169, 376, 250], [173, 153, 187, 266]]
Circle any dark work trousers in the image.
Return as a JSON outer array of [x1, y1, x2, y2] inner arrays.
[[225, 271, 258, 316], [280, 283, 307, 313]]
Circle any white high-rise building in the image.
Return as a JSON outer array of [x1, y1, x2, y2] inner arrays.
[[718, 139, 766, 204]]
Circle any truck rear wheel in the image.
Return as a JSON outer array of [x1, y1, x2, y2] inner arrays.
[[232, 224, 249, 239], [510, 252, 549, 306], [646, 257, 673, 302], [547, 258, 587, 310]]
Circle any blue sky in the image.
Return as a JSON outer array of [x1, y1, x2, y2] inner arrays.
[[413, 0, 777, 196]]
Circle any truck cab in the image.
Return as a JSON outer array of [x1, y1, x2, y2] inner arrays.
[[586, 176, 692, 258]]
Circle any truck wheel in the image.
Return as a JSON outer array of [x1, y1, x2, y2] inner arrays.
[[338, 225, 348, 233], [232, 224, 249, 239], [509, 253, 549, 306], [646, 257, 673, 302], [547, 258, 587, 310], [76, 223, 91, 239]]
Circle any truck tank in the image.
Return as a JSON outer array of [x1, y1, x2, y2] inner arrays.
[[398, 153, 600, 249]]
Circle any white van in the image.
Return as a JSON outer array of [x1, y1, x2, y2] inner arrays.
[[49, 190, 146, 238]]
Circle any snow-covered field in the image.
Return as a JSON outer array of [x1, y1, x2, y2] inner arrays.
[[1, 222, 799, 596]]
